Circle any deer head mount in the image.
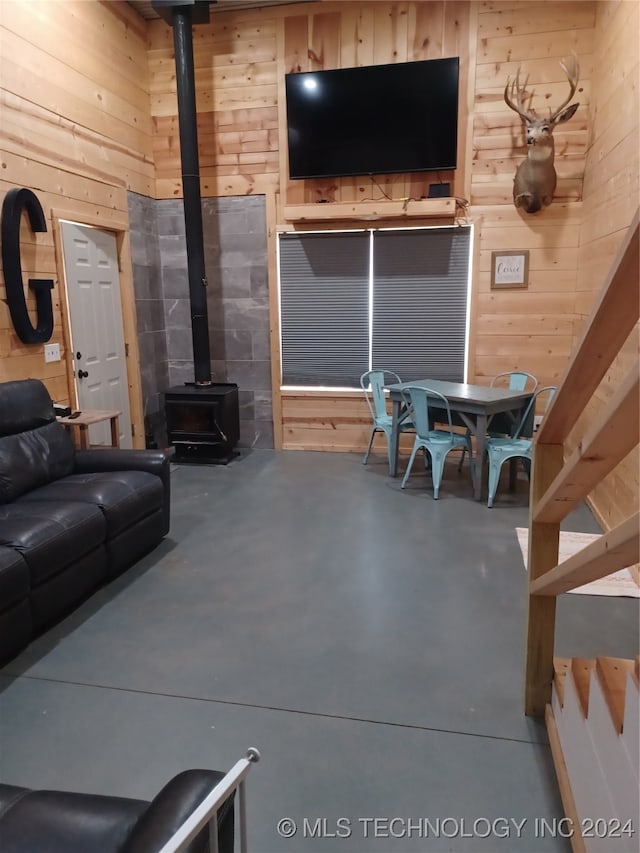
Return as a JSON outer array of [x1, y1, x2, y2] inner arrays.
[[504, 55, 580, 214]]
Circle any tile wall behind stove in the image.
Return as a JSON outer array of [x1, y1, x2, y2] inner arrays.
[[128, 192, 273, 450]]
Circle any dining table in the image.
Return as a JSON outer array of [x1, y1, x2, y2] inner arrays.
[[385, 378, 534, 501]]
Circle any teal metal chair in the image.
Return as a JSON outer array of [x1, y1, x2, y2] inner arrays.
[[491, 371, 538, 392], [485, 385, 556, 508], [400, 385, 472, 499], [360, 369, 414, 466], [458, 370, 539, 471]]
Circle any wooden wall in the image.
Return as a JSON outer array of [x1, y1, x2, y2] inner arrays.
[[572, 0, 639, 530], [0, 0, 151, 442], [275, 2, 474, 452], [147, 0, 475, 452], [147, 2, 634, 468], [148, 1, 472, 203], [148, 7, 281, 198], [470, 0, 594, 387], [277, 0, 595, 453], [2, 1, 635, 523], [279, 1, 473, 205]]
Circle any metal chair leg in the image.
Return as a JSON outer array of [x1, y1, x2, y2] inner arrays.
[[363, 427, 377, 464]]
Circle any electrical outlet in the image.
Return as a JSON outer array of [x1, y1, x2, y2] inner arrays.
[[533, 415, 544, 431], [44, 343, 61, 363]]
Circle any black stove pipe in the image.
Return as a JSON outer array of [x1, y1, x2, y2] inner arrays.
[[154, 1, 212, 386]]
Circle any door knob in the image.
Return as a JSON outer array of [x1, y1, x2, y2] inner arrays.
[[78, 369, 89, 379]]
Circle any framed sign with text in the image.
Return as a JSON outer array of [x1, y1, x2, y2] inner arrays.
[[491, 250, 529, 289]]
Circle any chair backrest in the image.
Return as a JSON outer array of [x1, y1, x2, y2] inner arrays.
[[491, 371, 538, 392], [401, 385, 454, 438], [360, 369, 401, 421], [513, 386, 557, 440]]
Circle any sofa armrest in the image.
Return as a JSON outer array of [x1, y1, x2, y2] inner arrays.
[[0, 750, 258, 853], [74, 448, 173, 478], [123, 770, 233, 853], [74, 447, 174, 536], [0, 772, 232, 853]]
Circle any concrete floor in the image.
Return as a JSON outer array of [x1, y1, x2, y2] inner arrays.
[[1, 449, 638, 852]]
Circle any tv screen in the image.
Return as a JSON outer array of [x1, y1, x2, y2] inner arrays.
[[285, 58, 459, 180]]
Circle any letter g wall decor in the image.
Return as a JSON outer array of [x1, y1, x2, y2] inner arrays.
[[1, 188, 54, 343]]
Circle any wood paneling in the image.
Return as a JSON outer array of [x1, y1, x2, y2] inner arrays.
[[281, 391, 417, 454], [0, 0, 150, 444], [147, 2, 472, 205], [470, 0, 595, 399], [572, 0, 639, 530], [154, 0, 600, 460], [2, 0, 636, 532], [149, 9, 279, 198], [278, 1, 471, 207]]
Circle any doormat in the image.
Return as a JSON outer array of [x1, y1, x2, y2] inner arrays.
[[515, 528, 640, 597]]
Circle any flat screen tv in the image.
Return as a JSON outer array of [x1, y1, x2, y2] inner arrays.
[[285, 57, 459, 180]]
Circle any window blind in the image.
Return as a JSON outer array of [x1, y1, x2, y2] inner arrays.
[[279, 232, 370, 386], [278, 226, 471, 388], [372, 227, 470, 382]]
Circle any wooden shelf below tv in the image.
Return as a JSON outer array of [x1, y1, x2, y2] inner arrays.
[[283, 198, 456, 223]]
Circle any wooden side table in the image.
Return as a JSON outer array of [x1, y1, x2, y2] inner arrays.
[[58, 409, 121, 449]]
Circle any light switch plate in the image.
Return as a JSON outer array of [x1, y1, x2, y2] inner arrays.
[[44, 343, 61, 363]]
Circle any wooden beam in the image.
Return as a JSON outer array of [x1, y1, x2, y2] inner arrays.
[[530, 513, 640, 597], [534, 364, 640, 524], [266, 189, 284, 450], [524, 443, 563, 717], [537, 209, 639, 445], [283, 198, 455, 222]]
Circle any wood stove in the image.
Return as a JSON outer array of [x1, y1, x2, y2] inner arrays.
[[165, 384, 239, 464], [154, 1, 242, 465]]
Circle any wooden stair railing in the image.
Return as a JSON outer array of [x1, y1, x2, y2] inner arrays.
[[524, 209, 639, 850], [524, 208, 640, 718]]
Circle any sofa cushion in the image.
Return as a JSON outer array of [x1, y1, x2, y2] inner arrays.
[[0, 422, 75, 504], [0, 379, 76, 503], [20, 471, 163, 539], [0, 546, 29, 609], [0, 502, 106, 587], [0, 378, 56, 438]]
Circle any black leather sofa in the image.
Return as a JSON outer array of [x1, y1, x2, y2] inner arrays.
[[0, 378, 173, 665], [0, 768, 234, 853]]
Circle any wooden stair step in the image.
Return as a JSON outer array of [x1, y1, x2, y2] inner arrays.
[[622, 668, 639, 782], [553, 656, 571, 707], [550, 657, 640, 851], [587, 659, 640, 838], [571, 657, 596, 717], [550, 662, 619, 843], [595, 657, 636, 733]]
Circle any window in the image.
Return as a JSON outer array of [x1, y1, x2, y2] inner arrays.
[[278, 225, 472, 388]]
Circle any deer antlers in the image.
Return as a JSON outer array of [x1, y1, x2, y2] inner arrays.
[[504, 54, 580, 124], [503, 68, 532, 122], [552, 54, 580, 121]]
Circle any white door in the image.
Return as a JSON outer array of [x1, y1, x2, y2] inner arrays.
[[60, 222, 133, 448]]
